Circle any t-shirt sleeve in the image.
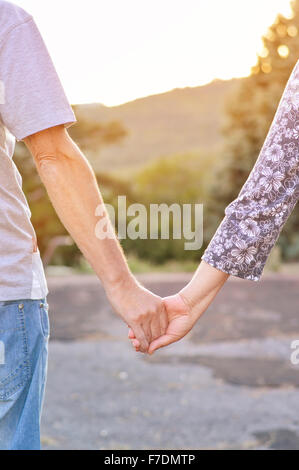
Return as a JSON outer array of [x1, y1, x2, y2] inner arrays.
[[0, 16, 76, 141]]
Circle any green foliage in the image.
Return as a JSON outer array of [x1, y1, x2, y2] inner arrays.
[[69, 105, 127, 153], [133, 152, 215, 204], [126, 254, 198, 274], [120, 151, 217, 264]]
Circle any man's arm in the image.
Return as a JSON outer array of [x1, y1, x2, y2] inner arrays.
[[24, 125, 167, 352]]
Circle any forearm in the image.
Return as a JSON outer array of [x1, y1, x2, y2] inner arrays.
[[179, 260, 229, 321], [25, 126, 136, 293]]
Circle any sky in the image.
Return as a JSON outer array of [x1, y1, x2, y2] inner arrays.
[[14, 0, 293, 106]]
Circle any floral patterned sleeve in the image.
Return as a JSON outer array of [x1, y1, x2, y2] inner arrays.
[[202, 60, 299, 281]]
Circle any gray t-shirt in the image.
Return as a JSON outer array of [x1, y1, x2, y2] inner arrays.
[[0, 1, 76, 300]]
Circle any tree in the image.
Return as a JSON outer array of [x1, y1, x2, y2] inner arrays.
[[69, 105, 127, 154], [120, 151, 217, 263]]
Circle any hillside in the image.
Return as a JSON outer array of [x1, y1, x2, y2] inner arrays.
[[74, 78, 243, 172]]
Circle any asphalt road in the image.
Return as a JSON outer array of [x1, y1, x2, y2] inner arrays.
[[40, 272, 299, 450]]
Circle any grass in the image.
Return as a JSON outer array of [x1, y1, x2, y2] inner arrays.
[[126, 254, 198, 274], [46, 255, 199, 276], [46, 249, 299, 277]]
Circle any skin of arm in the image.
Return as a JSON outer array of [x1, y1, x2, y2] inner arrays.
[[24, 124, 168, 353], [129, 260, 229, 353]]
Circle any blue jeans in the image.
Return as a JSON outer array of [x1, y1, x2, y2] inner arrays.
[[0, 299, 49, 450]]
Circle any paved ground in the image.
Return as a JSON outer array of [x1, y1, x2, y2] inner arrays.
[[40, 272, 299, 450]]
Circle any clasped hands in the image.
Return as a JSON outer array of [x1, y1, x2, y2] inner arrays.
[[106, 277, 198, 355]]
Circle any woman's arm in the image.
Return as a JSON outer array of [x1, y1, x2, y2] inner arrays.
[[132, 59, 299, 353], [202, 59, 299, 281]]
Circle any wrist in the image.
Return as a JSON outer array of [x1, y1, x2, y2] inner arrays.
[[104, 271, 139, 297], [178, 286, 205, 322]]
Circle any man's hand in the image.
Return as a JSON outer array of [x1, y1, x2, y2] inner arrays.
[[106, 278, 168, 353], [24, 126, 169, 352], [128, 293, 197, 354]]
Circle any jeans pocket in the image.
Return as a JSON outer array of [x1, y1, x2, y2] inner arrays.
[[39, 301, 50, 340], [0, 302, 30, 401]]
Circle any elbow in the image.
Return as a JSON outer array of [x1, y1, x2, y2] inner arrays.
[[34, 144, 83, 179], [35, 151, 68, 182], [35, 146, 95, 189], [26, 127, 94, 184], [35, 152, 59, 171]]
